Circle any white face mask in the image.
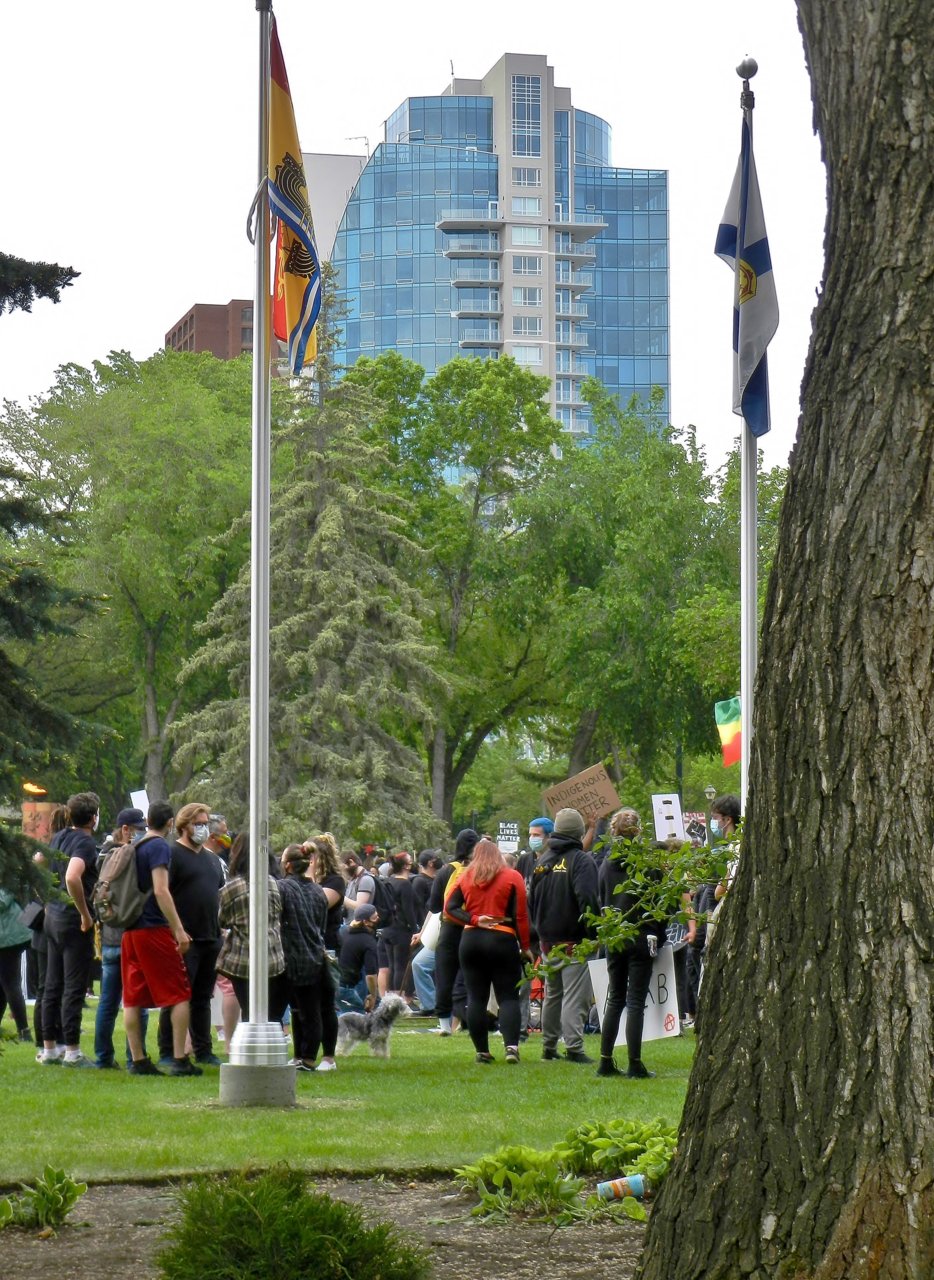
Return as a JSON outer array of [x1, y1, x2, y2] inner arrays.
[[190, 823, 210, 846]]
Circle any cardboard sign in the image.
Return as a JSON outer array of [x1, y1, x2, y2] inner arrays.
[[651, 793, 685, 842], [588, 945, 681, 1044], [498, 822, 520, 854], [543, 763, 621, 822]]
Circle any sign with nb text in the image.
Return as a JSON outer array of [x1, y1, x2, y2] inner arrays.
[[588, 945, 680, 1044]]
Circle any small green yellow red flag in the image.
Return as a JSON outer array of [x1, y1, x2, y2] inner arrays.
[[715, 697, 741, 768]]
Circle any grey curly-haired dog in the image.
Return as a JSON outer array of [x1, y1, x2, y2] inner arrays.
[[335, 993, 410, 1059]]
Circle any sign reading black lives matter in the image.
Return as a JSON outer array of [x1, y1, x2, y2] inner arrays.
[[542, 763, 621, 822], [498, 822, 520, 854]]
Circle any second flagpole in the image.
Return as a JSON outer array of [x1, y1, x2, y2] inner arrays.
[[738, 58, 758, 812]]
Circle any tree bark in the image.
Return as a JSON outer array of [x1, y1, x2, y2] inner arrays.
[[639, 4, 934, 1277], [568, 708, 600, 777]]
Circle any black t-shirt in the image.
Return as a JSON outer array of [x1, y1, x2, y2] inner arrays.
[[385, 875, 417, 934], [130, 836, 173, 930], [412, 872, 433, 923], [339, 926, 378, 985], [168, 843, 225, 941], [317, 872, 345, 951], [48, 827, 98, 912]]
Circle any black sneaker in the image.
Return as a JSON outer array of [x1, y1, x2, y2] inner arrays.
[[596, 1057, 624, 1077], [195, 1053, 223, 1067], [626, 1060, 656, 1078], [564, 1050, 594, 1064], [129, 1056, 164, 1076], [168, 1057, 203, 1077], [17, 1028, 32, 1043], [541, 1047, 560, 1060]]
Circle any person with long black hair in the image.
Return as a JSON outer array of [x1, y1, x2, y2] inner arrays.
[[428, 829, 479, 1035], [444, 838, 530, 1064]]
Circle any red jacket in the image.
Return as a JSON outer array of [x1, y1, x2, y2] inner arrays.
[[445, 866, 530, 950]]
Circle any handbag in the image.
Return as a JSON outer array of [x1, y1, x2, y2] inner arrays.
[[19, 901, 45, 931], [419, 911, 442, 952]]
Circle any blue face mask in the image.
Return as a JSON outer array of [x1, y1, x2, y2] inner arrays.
[[709, 819, 722, 839], [529, 835, 544, 852]]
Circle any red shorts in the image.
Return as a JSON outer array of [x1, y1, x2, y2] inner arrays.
[[121, 927, 192, 1009]]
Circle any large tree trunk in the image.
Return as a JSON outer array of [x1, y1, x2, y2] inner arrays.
[[639, 5, 934, 1277]]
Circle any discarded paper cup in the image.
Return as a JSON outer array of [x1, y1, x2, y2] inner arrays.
[[597, 1174, 645, 1200]]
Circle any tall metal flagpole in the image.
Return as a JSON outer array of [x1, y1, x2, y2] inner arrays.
[[738, 58, 758, 811], [221, 0, 294, 1106]]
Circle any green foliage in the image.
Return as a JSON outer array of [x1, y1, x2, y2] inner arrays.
[[0, 252, 79, 314], [156, 1166, 430, 1280], [0, 1166, 87, 1231], [2, 350, 253, 806], [454, 1117, 676, 1225], [181, 371, 447, 846]]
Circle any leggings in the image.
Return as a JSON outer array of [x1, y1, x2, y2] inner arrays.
[[433, 921, 463, 1019], [0, 944, 29, 1032], [288, 965, 338, 1061], [458, 928, 522, 1054], [600, 942, 654, 1063]]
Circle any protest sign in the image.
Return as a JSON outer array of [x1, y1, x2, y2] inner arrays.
[[543, 763, 621, 822], [588, 946, 681, 1044], [651, 792, 686, 842], [498, 821, 520, 854]]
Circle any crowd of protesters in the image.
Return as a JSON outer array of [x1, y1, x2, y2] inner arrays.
[[0, 789, 740, 1078]]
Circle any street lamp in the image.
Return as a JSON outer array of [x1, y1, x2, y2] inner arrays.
[[704, 784, 716, 845]]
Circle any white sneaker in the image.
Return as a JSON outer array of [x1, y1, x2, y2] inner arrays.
[[316, 1059, 337, 1072], [39, 1047, 65, 1065]]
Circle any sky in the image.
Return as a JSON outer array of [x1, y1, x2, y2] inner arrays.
[[2, 0, 825, 471]]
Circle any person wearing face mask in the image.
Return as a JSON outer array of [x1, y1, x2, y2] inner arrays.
[[711, 794, 741, 901], [515, 817, 553, 1039], [156, 802, 225, 1068]]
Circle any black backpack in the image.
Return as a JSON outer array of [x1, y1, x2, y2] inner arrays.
[[370, 875, 398, 928]]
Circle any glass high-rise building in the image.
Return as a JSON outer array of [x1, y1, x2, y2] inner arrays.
[[311, 53, 669, 436]]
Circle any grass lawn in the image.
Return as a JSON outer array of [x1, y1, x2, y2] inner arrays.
[[1, 1012, 694, 1185]]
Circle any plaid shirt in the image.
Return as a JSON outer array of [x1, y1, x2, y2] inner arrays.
[[278, 874, 328, 983], [216, 875, 285, 979]]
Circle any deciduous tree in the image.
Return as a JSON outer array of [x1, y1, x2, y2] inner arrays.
[[639, 5, 934, 1276]]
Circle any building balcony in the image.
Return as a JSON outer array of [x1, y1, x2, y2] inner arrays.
[[555, 333, 590, 349], [437, 206, 505, 231], [443, 236, 502, 258], [452, 301, 503, 319], [555, 301, 590, 319], [451, 266, 501, 285], [555, 361, 593, 376], [554, 272, 594, 291], [551, 210, 608, 239], [459, 326, 503, 347], [555, 242, 596, 262]]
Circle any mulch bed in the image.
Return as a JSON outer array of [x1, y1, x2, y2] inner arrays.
[[0, 1176, 646, 1279]]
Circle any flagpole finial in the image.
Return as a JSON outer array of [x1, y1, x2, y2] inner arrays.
[[736, 57, 757, 112]]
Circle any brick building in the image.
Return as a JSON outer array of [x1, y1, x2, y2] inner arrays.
[[165, 299, 253, 359]]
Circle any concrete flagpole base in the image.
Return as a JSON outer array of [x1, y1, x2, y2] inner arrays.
[[219, 1020, 297, 1107]]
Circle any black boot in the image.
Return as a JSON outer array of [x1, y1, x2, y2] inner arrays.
[[596, 1055, 623, 1077], [626, 1059, 656, 1079]]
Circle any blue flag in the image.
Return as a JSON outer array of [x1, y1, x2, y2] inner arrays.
[[714, 118, 778, 436]]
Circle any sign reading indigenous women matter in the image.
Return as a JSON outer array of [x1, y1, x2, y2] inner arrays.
[[543, 763, 621, 822], [588, 946, 681, 1044]]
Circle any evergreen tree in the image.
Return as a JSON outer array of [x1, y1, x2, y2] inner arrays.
[[0, 466, 79, 894], [180, 375, 446, 846], [0, 252, 78, 314]]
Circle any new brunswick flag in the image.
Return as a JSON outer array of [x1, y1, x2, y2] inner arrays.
[[269, 19, 321, 373], [715, 697, 741, 769]]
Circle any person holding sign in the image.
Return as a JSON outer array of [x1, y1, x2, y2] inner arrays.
[[528, 807, 599, 1063], [596, 809, 669, 1078]]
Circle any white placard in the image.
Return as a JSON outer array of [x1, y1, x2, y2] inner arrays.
[[130, 789, 150, 815], [498, 821, 520, 854], [651, 792, 685, 842], [588, 945, 681, 1044]]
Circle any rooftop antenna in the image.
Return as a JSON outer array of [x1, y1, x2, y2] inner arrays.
[[450, 59, 455, 86], [346, 134, 370, 157]]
